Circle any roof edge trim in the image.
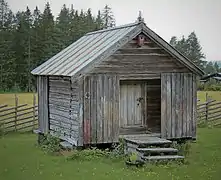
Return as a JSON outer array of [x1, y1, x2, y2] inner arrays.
[[141, 23, 205, 76], [86, 22, 140, 35]]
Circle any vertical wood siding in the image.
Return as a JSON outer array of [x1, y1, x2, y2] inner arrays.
[[37, 76, 49, 133], [48, 76, 79, 145], [82, 74, 119, 144], [161, 73, 197, 139]]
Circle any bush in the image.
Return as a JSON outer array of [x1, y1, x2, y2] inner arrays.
[[67, 147, 110, 161], [39, 133, 61, 154], [172, 141, 192, 157], [67, 140, 126, 161]]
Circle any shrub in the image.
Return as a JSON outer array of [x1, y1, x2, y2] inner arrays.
[[67, 140, 126, 161], [67, 147, 110, 161], [172, 140, 192, 157], [39, 133, 61, 154]]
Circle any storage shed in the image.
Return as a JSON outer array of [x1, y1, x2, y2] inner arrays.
[[31, 19, 204, 146]]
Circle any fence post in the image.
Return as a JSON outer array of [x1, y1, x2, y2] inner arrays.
[[205, 92, 209, 125], [14, 94, 18, 131], [33, 93, 36, 130]]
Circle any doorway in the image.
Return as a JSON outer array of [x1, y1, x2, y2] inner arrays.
[[119, 79, 161, 135]]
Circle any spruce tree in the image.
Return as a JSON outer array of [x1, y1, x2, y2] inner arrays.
[[56, 4, 71, 47], [95, 10, 103, 30], [101, 5, 115, 28], [170, 32, 206, 70], [0, 0, 15, 90]]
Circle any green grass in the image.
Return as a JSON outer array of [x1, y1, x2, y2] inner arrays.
[[0, 93, 37, 107], [0, 128, 221, 180], [0, 91, 220, 106], [197, 91, 221, 102]]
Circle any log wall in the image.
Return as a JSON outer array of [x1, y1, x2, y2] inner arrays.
[[48, 76, 79, 145]]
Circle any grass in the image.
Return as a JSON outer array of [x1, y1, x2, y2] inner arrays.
[[0, 93, 38, 133], [197, 91, 221, 102], [0, 91, 220, 106], [0, 93, 37, 107], [0, 128, 221, 180]]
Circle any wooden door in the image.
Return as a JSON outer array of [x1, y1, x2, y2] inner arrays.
[[120, 82, 145, 134]]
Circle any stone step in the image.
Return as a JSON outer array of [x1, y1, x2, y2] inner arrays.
[[124, 136, 172, 147], [142, 155, 184, 161], [137, 147, 178, 154]]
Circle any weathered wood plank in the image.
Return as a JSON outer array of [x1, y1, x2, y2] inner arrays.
[[78, 78, 84, 146], [186, 74, 191, 136], [192, 74, 197, 138], [188, 74, 193, 137], [37, 76, 49, 133], [49, 114, 76, 124], [50, 125, 78, 138], [113, 75, 119, 142], [103, 75, 108, 143], [108, 76, 114, 142], [83, 76, 90, 144], [49, 76, 70, 81], [92, 52, 190, 75], [96, 75, 102, 143], [91, 75, 97, 144], [182, 74, 187, 137], [161, 74, 167, 138], [171, 73, 176, 138], [177, 73, 182, 138], [88, 76, 92, 143], [166, 73, 172, 138]]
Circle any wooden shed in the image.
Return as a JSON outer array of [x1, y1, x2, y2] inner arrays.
[[31, 19, 204, 146]]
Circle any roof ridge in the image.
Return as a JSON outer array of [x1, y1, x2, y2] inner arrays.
[[86, 22, 140, 35]]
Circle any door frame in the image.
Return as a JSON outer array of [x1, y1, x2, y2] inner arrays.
[[119, 80, 147, 135]]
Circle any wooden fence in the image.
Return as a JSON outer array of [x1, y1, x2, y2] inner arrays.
[[0, 94, 38, 133], [197, 95, 221, 127]]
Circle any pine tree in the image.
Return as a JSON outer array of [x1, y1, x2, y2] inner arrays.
[[95, 10, 103, 30], [101, 5, 115, 29], [85, 8, 95, 32], [0, 1, 114, 91], [13, 7, 33, 91], [214, 62, 220, 72], [39, 2, 61, 62], [56, 4, 71, 47], [0, 0, 15, 90], [186, 32, 206, 69], [204, 62, 216, 74], [170, 32, 206, 70]]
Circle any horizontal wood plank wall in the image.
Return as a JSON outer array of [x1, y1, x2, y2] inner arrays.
[[83, 74, 119, 144], [37, 76, 49, 133], [48, 76, 79, 145], [91, 37, 190, 78], [161, 73, 196, 139]]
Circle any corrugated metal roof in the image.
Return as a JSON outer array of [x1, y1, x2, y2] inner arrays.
[[31, 22, 140, 76]]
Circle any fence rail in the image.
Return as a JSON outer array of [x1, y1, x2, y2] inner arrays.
[[197, 95, 221, 127], [0, 94, 38, 133]]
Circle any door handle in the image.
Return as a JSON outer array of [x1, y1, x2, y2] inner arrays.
[[137, 97, 143, 102]]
